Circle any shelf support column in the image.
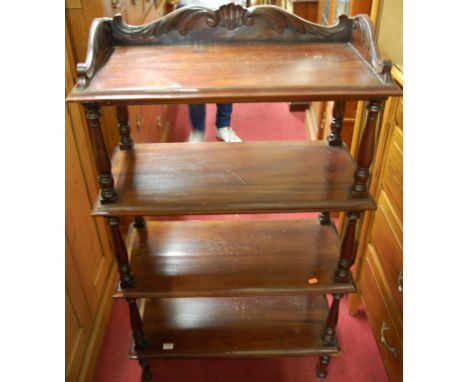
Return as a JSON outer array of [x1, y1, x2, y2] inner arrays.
[[335, 212, 359, 282], [84, 103, 117, 204], [133, 216, 146, 229], [108, 217, 135, 288], [316, 355, 331, 379], [117, 105, 134, 150], [327, 101, 345, 147], [320, 101, 346, 225], [319, 212, 331, 225], [127, 298, 152, 380], [351, 100, 383, 198]]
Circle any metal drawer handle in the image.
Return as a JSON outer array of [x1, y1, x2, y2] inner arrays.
[[397, 270, 403, 294], [380, 321, 397, 359], [136, 112, 143, 130]]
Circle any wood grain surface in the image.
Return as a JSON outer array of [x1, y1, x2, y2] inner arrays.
[[129, 295, 339, 358], [114, 219, 355, 298], [67, 43, 401, 104], [93, 141, 376, 216]]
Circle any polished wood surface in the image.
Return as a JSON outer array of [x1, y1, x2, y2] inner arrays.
[[115, 219, 355, 298], [68, 42, 400, 104], [129, 295, 339, 358], [93, 141, 376, 216]]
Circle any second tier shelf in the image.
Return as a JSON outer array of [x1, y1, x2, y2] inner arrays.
[[115, 218, 355, 298], [93, 141, 375, 216], [130, 295, 339, 358]]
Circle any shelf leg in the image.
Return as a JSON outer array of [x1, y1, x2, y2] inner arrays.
[[133, 216, 146, 229], [335, 212, 359, 282], [327, 101, 345, 147], [117, 105, 134, 150], [351, 100, 383, 198], [83, 103, 117, 204], [316, 355, 331, 379], [321, 293, 342, 346], [108, 217, 135, 288], [127, 298, 153, 379], [319, 212, 331, 225], [138, 357, 153, 380]]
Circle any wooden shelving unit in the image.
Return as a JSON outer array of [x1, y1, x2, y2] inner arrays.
[[67, 4, 401, 380]]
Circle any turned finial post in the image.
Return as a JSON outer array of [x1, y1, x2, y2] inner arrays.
[[351, 100, 383, 198], [84, 103, 117, 204], [327, 101, 346, 146], [108, 217, 135, 288], [117, 105, 134, 150], [336, 212, 359, 282]]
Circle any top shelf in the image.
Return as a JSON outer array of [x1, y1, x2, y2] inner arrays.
[[66, 5, 402, 105]]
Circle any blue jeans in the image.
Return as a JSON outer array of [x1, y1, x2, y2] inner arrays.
[[189, 104, 233, 132]]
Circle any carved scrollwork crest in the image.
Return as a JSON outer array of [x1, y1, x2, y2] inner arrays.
[[111, 4, 352, 40]]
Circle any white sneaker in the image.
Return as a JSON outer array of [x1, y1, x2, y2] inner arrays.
[[187, 130, 205, 143], [216, 127, 242, 142]]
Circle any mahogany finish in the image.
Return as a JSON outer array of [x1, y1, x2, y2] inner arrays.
[[68, 43, 400, 105], [335, 212, 359, 282], [108, 217, 134, 288], [129, 295, 339, 358], [84, 104, 117, 204], [67, 5, 398, 379], [116, 105, 134, 150], [327, 101, 345, 147], [115, 219, 355, 299], [351, 100, 382, 198], [93, 141, 376, 216]]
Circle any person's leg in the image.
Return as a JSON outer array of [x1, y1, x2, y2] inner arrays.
[[215, 103, 242, 142], [187, 104, 206, 142], [215, 103, 233, 129], [189, 104, 206, 131]]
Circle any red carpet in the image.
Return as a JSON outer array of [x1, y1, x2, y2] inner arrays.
[[92, 103, 388, 382]]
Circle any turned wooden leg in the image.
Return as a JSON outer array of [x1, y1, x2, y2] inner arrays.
[[127, 298, 148, 350], [319, 212, 331, 225], [117, 105, 134, 150], [321, 294, 342, 346], [327, 101, 345, 147], [138, 357, 153, 380], [133, 216, 146, 229], [84, 103, 117, 204], [127, 298, 152, 379], [316, 355, 331, 379], [335, 212, 359, 282], [108, 217, 134, 288], [351, 100, 383, 198]]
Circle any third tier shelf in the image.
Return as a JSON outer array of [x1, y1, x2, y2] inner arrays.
[[115, 218, 355, 298], [93, 141, 375, 216], [129, 295, 339, 358]]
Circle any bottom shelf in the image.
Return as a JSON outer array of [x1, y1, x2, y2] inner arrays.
[[130, 295, 339, 359]]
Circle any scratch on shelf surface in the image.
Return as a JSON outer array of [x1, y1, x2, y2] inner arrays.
[[227, 169, 247, 185]]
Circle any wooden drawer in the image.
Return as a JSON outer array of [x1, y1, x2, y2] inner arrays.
[[371, 192, 403, 313], [129, 105, 168, 144], [381, 125, 403, 220], [360, 248, 403, 382]]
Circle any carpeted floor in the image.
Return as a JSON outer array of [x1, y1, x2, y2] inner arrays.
[[92, 103, 389, 382]]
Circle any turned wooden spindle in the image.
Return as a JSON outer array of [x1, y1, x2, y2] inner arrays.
[[117, 105, 134, 150], [127, 298, 148, 351], [319, 212, 331, 225], [316, 355, 331, 379], [138, 357, 153, 380], [108, 217, 135, 288], [351, 100, 383, 198], [321, 293, 342, 346], [327, 101, 345, 146], [133, 216, 146, 229], [335, 212, 359, 282], [84, 103, 117, 204]]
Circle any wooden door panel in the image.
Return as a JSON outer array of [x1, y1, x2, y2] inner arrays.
[[360, 249, 403, 382]]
